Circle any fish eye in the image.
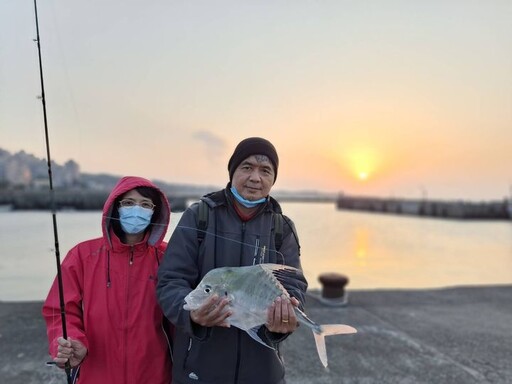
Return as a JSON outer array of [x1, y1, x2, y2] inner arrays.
[[224, 291, 228, 296], [204, 285, 211, 294]]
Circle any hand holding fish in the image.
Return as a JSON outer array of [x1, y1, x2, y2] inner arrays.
[[266, 295, 300, 333], [54, 336, 87, 368], [190, 294, 233, 328], [183, 264, 357, 367]]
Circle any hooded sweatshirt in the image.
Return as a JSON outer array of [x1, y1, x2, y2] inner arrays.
[[42, 176, 172, 384]]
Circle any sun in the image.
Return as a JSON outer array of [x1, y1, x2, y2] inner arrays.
[[344, 147, 378, 182], [358, 171, 368, 181]]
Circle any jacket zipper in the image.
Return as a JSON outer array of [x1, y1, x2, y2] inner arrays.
[[239, 222, 246, 266], [124, 246, 134, 383], [183, 338, 192, 370], [233, 221, 247, 383], [234, 331, 242, 384]]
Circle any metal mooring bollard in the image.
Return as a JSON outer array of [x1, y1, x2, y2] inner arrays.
[[318, 273, 349, 299]]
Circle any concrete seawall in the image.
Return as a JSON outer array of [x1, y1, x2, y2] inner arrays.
[[337, 195, 512, 220], [2, 285, 511, 384], [0, 190, 190, 212]]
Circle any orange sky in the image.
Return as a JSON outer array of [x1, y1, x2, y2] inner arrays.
[[1, 0, 511, 200]]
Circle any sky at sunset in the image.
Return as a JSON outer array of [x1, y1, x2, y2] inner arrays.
[[1, 0, 511, 200]]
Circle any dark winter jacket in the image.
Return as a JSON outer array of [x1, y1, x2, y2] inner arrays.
[[157, 187, 308, 384]]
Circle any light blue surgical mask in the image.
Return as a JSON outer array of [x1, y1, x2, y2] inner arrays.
[[230, 186, 267, 208], [119, 206, 153, 234]]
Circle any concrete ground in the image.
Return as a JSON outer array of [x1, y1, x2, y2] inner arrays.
[[1, 285, 511, 384]]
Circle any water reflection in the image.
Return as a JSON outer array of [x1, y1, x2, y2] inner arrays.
[[354, 227, 369, 266], [282, 202, 512, 291], [1, 204, 511, 300]]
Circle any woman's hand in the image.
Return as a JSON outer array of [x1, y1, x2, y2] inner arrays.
[[54, 337, 87, 368]]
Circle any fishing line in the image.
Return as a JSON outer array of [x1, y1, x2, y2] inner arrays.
[[103, 217, 289, 264], [46, 0, 85, 148], [33, 1, 72, 383], [176, 224, 286, 265]]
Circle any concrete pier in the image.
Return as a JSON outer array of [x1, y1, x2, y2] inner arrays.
[[337, 195, 511, 220], [1, 285, 511, 384]]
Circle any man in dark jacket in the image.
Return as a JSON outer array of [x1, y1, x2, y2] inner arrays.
[[157, 137, 308, 384]]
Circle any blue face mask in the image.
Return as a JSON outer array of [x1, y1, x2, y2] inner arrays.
[[119, 206, 153, 234], [230, 186, 267, 208]]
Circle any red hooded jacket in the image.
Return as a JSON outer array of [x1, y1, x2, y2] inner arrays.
[[43, 176, 172, 384]]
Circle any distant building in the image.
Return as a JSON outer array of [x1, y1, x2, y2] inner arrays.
[[32, 178, 50, 189], [5, 158, 32, 187], [55, 159, 80, 187]]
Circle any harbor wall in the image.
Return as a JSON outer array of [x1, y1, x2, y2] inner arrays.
[[336, 194, 511, 220], [0, 190, 190, 212]]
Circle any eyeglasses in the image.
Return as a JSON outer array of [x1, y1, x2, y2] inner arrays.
[[119, 199, 156, 210]]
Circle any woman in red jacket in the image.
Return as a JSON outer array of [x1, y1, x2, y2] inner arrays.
[[43, 176, 173, 384]]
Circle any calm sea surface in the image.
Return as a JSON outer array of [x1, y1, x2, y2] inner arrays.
[[1, 202, 511, 301]]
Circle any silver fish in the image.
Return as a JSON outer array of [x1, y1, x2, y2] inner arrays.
[[183, 263, 357, 368]]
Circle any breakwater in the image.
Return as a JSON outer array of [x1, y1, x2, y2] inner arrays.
[[0, 190, 191, 212], [337, 194, 512, 220]]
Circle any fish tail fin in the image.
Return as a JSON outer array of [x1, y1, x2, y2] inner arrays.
[[295, 308, 357, 368], [312, 324, 358, 368], [312, 331, 328, 368]]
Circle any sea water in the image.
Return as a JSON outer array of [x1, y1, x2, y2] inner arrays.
[[1, 202, 511, 301]]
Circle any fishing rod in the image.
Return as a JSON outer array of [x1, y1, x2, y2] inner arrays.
[[33, 1, 72, 383]]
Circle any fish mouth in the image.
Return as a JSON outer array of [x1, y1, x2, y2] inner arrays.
[[183, 298, 193, 311], [183, 298, 200, 311]]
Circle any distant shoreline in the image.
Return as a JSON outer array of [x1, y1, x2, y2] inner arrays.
[[0, 189, 192, 212], [1, 188, 511, 220], [0, 189, 337, 212]]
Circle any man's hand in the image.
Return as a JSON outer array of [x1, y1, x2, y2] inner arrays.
[[190, 294, 232, 328], [54, 337, 87, 368], [266, 295, 300, 333]]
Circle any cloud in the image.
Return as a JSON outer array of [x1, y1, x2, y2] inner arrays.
[[192, 131, 227, 161]]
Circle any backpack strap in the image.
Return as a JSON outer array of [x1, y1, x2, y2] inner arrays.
[[196, 190, 225, 243], [197, 199, 209, 243], [273, 212, 283, 251]]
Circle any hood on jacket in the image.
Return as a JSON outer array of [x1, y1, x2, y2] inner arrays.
[[102, 176, 171, 248]]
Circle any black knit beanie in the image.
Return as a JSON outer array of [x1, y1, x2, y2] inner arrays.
[[228, 137, 279, 183]]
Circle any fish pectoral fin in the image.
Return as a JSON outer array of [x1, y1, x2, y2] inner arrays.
[[246, 326, 275, 350]]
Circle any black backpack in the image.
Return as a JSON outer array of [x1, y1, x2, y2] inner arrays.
[[196, 199, 284, 250]]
